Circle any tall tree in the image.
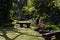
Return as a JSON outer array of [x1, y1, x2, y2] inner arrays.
[[0, 0, 13, 26]]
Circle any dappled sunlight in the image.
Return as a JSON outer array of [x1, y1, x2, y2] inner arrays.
[[0, 27, 44, 40], [0, 0, 60, 40], [0, 36, 5, 40], [15, 35, 44, 40]]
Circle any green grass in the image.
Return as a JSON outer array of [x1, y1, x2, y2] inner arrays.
[[0, 26, 44, 40]]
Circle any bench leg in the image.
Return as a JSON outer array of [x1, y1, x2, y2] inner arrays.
[[44, 36, 51, 40], [55, 34, 60, 40], [20, 24, 23, 27], [27, 24, 30, 28]]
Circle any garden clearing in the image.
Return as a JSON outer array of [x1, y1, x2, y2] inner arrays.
[[0, 27, 44, 40]]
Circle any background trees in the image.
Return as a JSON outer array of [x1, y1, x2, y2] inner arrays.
[[33, 0, 60, 24], [0, 0, 60, 29], [0, 0, 13, 26]]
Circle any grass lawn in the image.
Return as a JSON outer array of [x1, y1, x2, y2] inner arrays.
[[0, 26, 44, 40]]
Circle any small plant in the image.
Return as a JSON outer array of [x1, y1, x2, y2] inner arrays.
[[44, 24, 59, 30], [12, 20, 18, 24]]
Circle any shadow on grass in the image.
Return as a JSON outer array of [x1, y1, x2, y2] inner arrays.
[[0, 26, 42, 40], [0, 26, 20, 40]]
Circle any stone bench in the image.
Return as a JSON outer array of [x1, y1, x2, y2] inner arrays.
[[16, 21, 31, 28]]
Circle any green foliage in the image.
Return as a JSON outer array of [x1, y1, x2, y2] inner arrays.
[[54, 0, 60, 7], [12, 20, 18, 24], [1, 0, 60, 29], [22, 0, 36, 15], [22, 6, 35, 14], [44, 24, 59, 30], [34, 0, 60, 25]]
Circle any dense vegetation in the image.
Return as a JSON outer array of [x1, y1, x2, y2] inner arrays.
[[0, 0, 60, 30]]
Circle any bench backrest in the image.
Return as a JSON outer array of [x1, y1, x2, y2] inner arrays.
[[43, 31, 60, 36]]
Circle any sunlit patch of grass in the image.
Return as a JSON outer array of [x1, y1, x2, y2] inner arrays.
[[15, 35, 44, 40], [6, 31, 20, 39], [0, 36, 5, 40], [0, 27, 44, 40]]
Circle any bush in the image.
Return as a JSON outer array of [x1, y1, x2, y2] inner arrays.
[[44, 24, 59, 30]]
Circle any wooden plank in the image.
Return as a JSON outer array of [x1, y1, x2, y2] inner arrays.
[[42, 31, 60, 40]]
